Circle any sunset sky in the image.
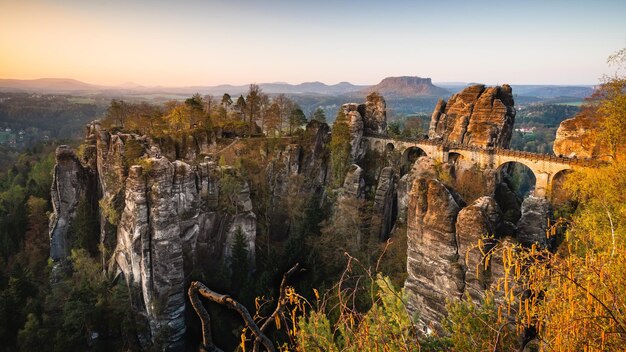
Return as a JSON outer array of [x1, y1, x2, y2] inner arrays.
[[1, 0, 625, 86]]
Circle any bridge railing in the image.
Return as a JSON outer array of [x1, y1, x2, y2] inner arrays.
[[363, 133, 598, 167]]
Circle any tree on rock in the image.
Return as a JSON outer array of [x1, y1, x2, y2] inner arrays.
[[311, 107, 326, 123]]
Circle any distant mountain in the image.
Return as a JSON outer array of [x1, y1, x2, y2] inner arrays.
[[0, 78, 366, 96], [0, 77, 596, 100], [0, 78, 101, 92], [205, 81, 366, 95], [363, 76, 449, 97]]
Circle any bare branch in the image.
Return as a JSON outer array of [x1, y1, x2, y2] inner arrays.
[[188, 283, 224, 352], [189, 281, 275, 352], [253, 263, 302, 352]]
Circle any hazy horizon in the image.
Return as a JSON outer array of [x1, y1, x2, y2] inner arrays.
[[1, 0, 625, 87], [0, 76, 601, 88]]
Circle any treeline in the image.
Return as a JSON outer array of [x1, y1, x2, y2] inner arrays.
[[101, 84, 329, 138], [0, 93, 107, 140], [516, 103, 580, 127]]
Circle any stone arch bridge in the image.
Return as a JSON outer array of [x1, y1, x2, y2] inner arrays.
[[364, 136, 595, 198]]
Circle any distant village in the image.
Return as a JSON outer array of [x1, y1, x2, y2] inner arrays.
[[514, 126, 536, 134]]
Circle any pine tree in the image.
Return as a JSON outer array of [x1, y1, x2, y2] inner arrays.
[[311, 107, 326, 123], [230, 227, 249, 293]]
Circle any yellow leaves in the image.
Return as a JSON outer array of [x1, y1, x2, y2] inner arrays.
[[484, 253, 491, 271], [275, 314, 281, 330], [291, 307, 298, 336], [240, 328, 247, 351]]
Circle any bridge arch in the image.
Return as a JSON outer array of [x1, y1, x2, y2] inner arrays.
[[496, 161, 537, 198], [373, 140, 382, 152], [385, 142, 395, 152], [447, 151, 464, 163], [401, 146, 427, 175]]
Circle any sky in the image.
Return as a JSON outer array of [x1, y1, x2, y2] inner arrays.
[[1, 0, 625, 86]]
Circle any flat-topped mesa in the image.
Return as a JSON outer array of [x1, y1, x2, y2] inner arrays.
[[428, 84, 516, 148]]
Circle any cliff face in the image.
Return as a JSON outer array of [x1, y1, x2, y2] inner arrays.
[[49, 145, 93, 261], [403, 172, 551, 331], [404, 178, 464, 330], [429, 84, 516, 148], [49, 119, 332, 350]]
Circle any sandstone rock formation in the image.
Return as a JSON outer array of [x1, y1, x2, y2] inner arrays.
[[341, 164, 365, 200], [516, 195, 552, 248], [49, 145, 91, 261], [341, 103, 366, 163], [397, 156, 439, 223], [363, 92, 387, 135], [116, 159, 186, 350], [428, 84, 516, 148], [51, 122, 266, 350], [553, 112, 609, 159], [47, 116, 343, 350], [300, 120, 330, 188], [404, 178, 464, 331], [404, 175, 525, 330], [340, 94, 389, 165], [455, 196, 502, 301], [371, 167, 397, 240]]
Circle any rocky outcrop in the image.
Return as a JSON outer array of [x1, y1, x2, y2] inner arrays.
[[49, 145, 91, 261], [341, 164, 365, 200], [341, 103, 366, 163], [397, 156, 439, 223], [428, 84, 516, 148], [363, 92, 387, 135], [110, 156, 260, 350], [456, 196, 502, 301], [553, 111, 610, 159], [340, 94, 389, 163], [50, 121, 270, 350], [300, 120, 330, 188], [516, 196, 551, 248], [405, 178, 464, 331], [113, 158, 187, 350], [372, 167, 397, 240]]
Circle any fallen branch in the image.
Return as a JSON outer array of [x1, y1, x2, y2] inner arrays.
[[188, 263, 301, 352], [188, 283, 224, 352]]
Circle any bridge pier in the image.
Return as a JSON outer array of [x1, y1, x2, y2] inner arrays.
[[534, 172, 550, 198]]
